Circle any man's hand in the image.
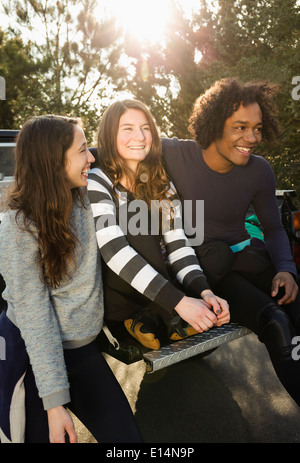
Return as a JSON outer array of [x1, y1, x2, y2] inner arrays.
[[271, 271, 299, 305]]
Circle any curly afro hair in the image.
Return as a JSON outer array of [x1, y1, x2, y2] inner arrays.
[[188, 78, 280, 149]]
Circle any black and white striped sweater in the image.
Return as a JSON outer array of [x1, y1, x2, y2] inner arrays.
[[87, 167, 209, 320]]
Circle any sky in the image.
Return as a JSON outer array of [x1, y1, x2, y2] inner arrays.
[[0, 0, 218, 103], [0, 0, 217, 45], [91, 0, 215, 100], [97, 0, 218, 44]]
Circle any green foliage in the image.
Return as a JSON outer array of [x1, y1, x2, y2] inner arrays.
[[0, 0, 299, 193], [123, 0, 300, 194], [0, 0, 127, 142], [0, 30, 46, 129]]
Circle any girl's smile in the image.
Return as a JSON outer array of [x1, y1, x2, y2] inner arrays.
[[65, 125, 95, 189]]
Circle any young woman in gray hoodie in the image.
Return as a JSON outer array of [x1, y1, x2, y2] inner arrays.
[[0, 115, 142, 443]]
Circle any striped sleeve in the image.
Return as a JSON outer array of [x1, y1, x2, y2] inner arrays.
[[162, 183, 210, 295], [87, 168, 184, 312]]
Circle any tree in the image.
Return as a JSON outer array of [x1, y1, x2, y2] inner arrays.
[[125, 0, 300, 194], [121, 3, 205, 137], [0, 29, 46, 128], [0, 0, 299, 195], [0, 0, 128, 141], [209, 0, 300, 194]]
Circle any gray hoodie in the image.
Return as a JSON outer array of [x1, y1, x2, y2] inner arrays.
[[0, 201, 103, 410]]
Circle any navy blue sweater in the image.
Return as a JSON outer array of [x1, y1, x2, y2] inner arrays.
[[162, 137, 297, 278]]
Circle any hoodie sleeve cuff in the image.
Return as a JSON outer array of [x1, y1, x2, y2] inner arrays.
[[42, 389, 71, 411], [184, 274, 211, 297], [154, 281, 185, 314]]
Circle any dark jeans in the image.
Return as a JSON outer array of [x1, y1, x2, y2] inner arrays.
[[24, 340, 143, 443], [214, 268, 300, 405], [214, 267, 300, 334]]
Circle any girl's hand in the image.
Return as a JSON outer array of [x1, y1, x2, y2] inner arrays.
[[47, 405, 78, 443], [174, 296, 218, 332], [201, 290, 230, 326]]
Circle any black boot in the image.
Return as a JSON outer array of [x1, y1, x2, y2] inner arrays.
[[257, 303, 300, 406]]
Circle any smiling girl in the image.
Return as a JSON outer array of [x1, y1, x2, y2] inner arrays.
[[87, 100, 229, 350], [0, 115, 142, 443]]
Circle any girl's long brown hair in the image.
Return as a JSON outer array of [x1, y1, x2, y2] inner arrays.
[[95, 99, 176, 208], [8, 115, 86, 288]]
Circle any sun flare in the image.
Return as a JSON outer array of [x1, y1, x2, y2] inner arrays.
[[101, 0, 172, 44]]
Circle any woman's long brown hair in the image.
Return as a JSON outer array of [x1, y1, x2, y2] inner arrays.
[[8, 115, 86, 288], [95, 99, 176, 208]]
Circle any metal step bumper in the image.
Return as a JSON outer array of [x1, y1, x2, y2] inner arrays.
[[143, 323, 251, 373]]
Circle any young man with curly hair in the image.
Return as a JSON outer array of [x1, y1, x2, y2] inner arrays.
[[162, 77, 300, 406]]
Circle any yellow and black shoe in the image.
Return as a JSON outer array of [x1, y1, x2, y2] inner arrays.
[[124, 315, 160, 350], [168, 318, 198, 341]]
